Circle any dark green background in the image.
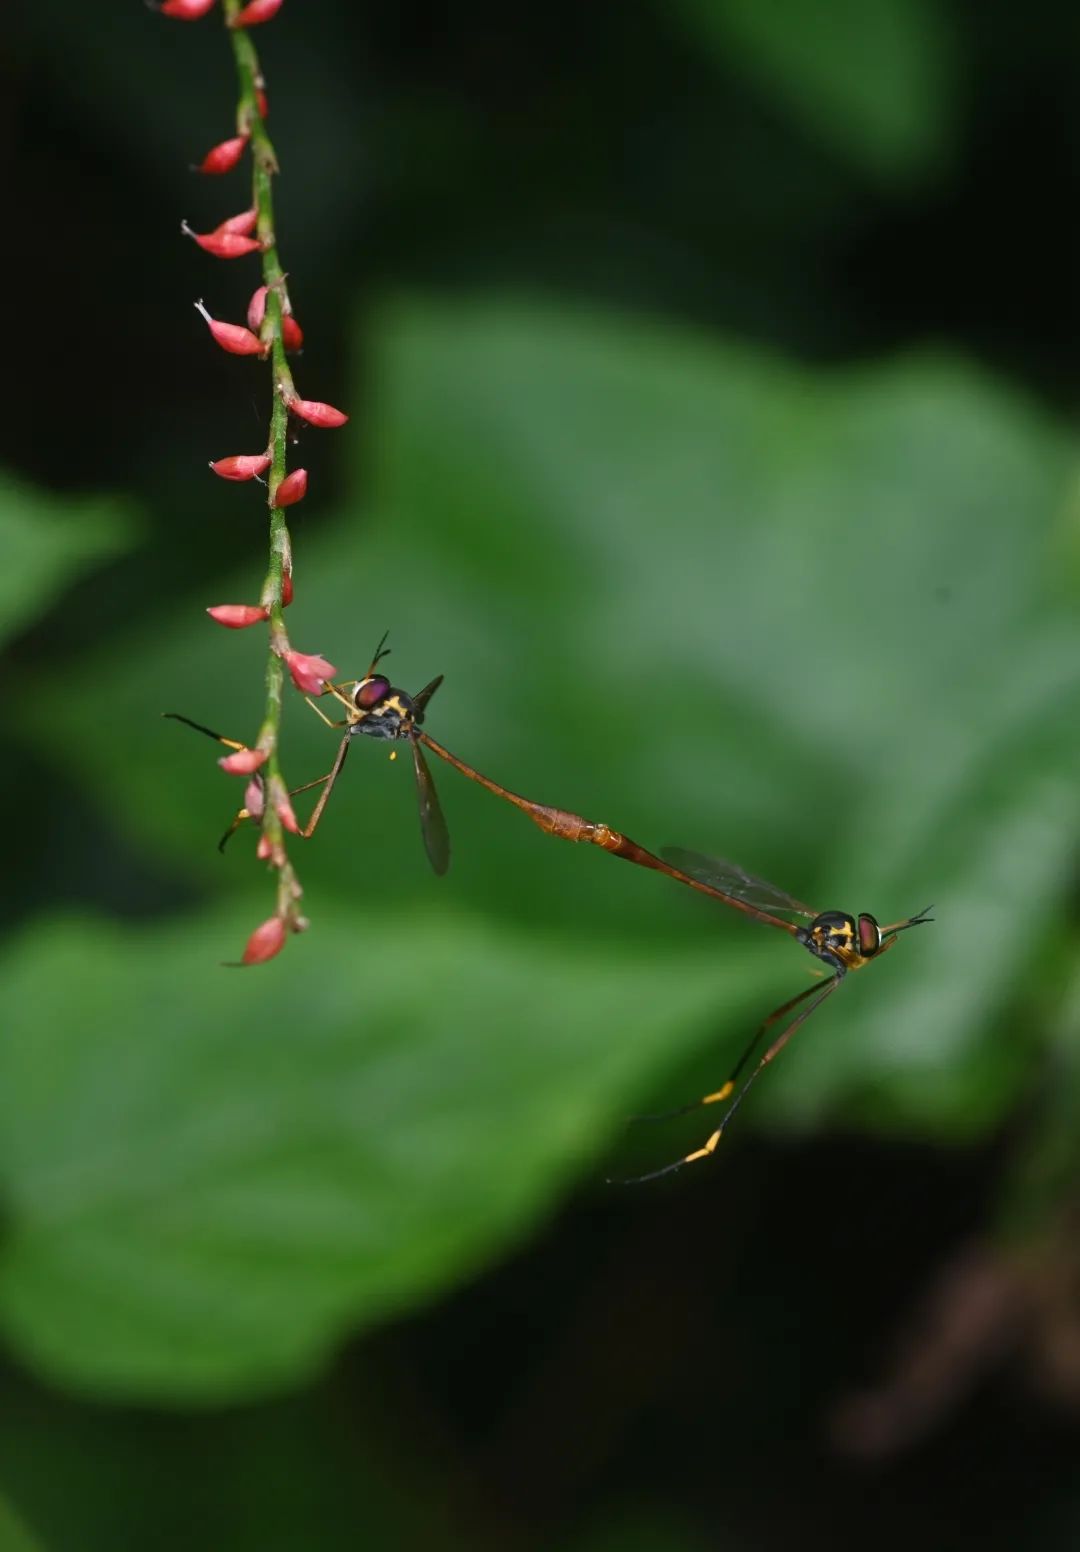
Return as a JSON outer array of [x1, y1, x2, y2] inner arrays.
[[3, 1, 1080, 1547]]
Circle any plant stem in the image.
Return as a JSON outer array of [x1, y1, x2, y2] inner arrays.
[[223, 0, 306, 926]]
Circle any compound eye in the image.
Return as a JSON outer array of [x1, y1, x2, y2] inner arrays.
[[857, 914, 881, 956], [355, 675, 390, 710]]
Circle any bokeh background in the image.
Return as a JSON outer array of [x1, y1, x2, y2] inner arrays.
[[4, 1, 1080, 1548]]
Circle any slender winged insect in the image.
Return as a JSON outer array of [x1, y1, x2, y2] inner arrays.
[[167, 633, 450, 872], [610, 849, 933, 1181], [171, 640, 931, 1183]]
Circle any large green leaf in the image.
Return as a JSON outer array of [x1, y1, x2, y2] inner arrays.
[[10, 299, 1080, 1399], [667, 0, 956, 182], [0, 908, 747, 1400]]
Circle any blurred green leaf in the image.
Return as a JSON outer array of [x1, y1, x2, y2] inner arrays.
[[0, 473, 134, 649], [667, 0, 955, 182], [0, 908, 745, 1401], [12, 299, 1080, 1401], [0, 1494, 45, 1552]]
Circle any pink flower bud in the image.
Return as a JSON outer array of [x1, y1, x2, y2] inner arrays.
[[182, 221, 261, 259], [244, 777, 266, 819], [274, 468, 308, 508], [196, 134, 249, 175], [210, 453, 272, 481], [255, 831, 275, 861], [160, 0, 217, 18], [194, 300, 264, 355], [282, 315, 304, 351], [284, 649, 338, 695], [282, 570, 294, 606], [218, 747, 268, 775], [247, 285, 269, 330], [241, 915, 287, 965], [230, 0, 284, 27], [275, 793, 300, 833], [219, 207, 259, 235], [207, 603, 269, 628], [286, 395, 348, 428]]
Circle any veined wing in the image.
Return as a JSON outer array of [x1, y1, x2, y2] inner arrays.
[[411, 738, 450, 876], [660, 847, 816, 920]]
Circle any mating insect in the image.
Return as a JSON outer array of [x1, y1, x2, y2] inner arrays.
[[170, 641, 932, 1185], [167, 633, 450, 873], [614, 849, 933, 1182]]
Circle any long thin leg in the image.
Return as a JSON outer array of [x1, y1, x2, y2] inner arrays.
[[297, 735, 351, 838], [303, 695, 349, 730], [167, 711, 349, 847], [163, 712, 247, 752], [417, 733, 798, 938], [218, 759, 351, 851], [612, 975, 842, 1185], [634, 977, 828, 1123]]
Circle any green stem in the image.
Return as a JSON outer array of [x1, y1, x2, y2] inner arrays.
[[222, 0, 306, 928]]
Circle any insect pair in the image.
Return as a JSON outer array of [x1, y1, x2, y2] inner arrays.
[[170, 637, 932, 1182]]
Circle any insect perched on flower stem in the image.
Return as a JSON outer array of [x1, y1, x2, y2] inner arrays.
[[167, 633, 449, 871]]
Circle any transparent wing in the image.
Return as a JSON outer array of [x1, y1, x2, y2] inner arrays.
[[411, 738, 450, 876], [660, 847, 816, 920]]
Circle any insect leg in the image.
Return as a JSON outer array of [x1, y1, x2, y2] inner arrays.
[[613, 975, 842, 1185]]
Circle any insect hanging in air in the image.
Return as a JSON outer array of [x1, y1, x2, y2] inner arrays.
[[609, 848, 933, 1182], [396, 736, 933, 1176], [166, 632, 450, 873]]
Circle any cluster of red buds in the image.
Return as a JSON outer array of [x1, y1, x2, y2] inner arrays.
[[164, 0, 350, 964], [160, 0, 283, 27]]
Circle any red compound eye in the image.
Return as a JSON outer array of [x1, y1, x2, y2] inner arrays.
[[355, 675, 390, 710], [857, 914, 881, 956]]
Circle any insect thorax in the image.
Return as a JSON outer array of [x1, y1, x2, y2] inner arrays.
[[349, 690, 416, 741], [797, 910, 875, 973]]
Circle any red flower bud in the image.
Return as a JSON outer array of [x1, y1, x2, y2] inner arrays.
[[255, 88, 270, 119], [210, 453, 272, 481], [230, 0, 284, 27], [182, 221, 261, 259], [248, 285, 304, 350], [274, 468, 308, 508], [284, 649, 338, 695], [194, 299, 264, 355], [282, 570, 294, 606], [219, 207, 259, 236], [241, 915, 287, 965], [286, 395, 348, 428], [160, 0, 217, 18], [218, 747, 268, 775], [244, 777, 266, 819], [196, 134, 249, 175], [207, 603, 269, 628]]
